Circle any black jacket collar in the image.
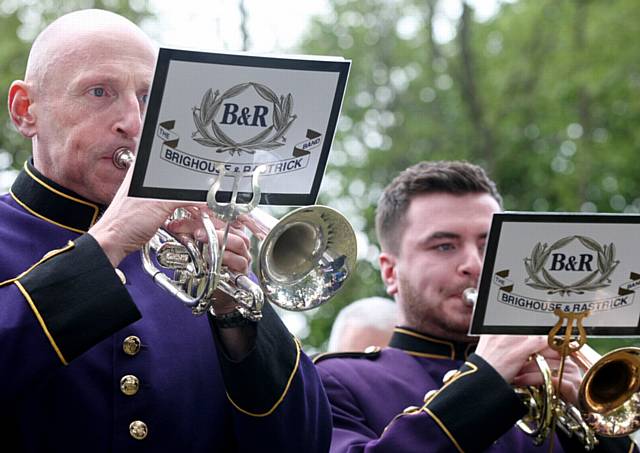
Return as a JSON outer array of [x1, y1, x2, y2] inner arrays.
[[389, 327, 476, 361], [10, 161, 104, 233]]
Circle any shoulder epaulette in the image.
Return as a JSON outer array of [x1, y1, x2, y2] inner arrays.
[[312, 346, 382, 364]]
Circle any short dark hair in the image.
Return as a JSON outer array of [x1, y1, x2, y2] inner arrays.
[[375, 161, 502, 253]]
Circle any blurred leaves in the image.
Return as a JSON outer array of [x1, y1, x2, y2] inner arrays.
[[295, 0, 640, 351], [1, 0, 639, 352]]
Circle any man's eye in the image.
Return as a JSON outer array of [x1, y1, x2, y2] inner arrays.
[[89, 87, 106, 97], [139, 93, 149, 104], [435, 243, 455, 252]]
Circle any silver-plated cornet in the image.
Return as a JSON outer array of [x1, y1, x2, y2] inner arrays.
[[114, 147, 228, 315], [112, 147, 357, 320], [462, 287, 477, 306]]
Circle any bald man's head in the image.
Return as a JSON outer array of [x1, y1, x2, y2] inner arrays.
[[26, 9, 156, 94], [8, 9, 157, 203]]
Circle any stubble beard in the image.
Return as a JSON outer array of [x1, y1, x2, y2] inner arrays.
[[399, 275, 475, 343]]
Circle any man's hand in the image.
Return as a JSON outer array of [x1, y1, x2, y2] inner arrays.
[[89, 166, 253, 279], [512, 347, 582, 407], [475, 335, 582, 407], [89, 166, 259, 358], [166, 211, 252, 274], [475, 335, 549, 383], [166, 213, 253, 316], [88, 166, 185, 267]]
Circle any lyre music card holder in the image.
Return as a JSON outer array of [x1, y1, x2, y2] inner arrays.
[[470, 212, 640, 336], [128, 48, 351, 206]]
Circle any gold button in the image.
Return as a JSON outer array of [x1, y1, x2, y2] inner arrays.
[[402, 405, 420, 414], [129, 420, 148, 440], [423, 389, 437, 402], [115, 268, 126, 285], [123, 336, 141, 356], [442, 369, 459, 384], [120, 375, 140, 396]]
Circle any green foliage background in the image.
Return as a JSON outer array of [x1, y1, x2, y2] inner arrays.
[[296, 0, 640, 353], [1, 0, 639, 354]]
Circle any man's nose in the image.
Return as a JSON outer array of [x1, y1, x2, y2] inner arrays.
[[112, 93, 143, 138], [458, 245, 483, 280]]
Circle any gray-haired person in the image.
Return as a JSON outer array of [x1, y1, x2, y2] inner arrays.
[[327, 297, 397, 352]]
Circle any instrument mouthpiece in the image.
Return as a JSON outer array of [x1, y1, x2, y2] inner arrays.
[[112, 147, 133, 169], [462, 288, 477, 306]]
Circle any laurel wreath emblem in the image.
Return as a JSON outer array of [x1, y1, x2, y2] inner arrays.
[[192, 82, 297, 156], [523, 235, 619, 296]]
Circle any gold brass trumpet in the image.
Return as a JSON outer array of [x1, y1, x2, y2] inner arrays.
[[462, 288, 640, 449], [569, 344, 640, 437], [113, 147, 357, 319]]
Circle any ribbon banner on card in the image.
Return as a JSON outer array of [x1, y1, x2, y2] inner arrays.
[[493, 269, 640, 314], [157, 120, 315, 177]]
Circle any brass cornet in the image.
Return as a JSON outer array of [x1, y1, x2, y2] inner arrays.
[[516, 344, 640, 450], [113, 147, 357, 319], [573, 345, 640, 437], [462, 287, 640, 450]]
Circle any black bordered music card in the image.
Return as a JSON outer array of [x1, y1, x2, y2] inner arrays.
[[128, 48, 350, 205], [470, 212, 640, 336]]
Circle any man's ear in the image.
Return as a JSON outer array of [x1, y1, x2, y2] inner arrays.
[[379, 252, 398, 296], [8, 81, 37, 138]]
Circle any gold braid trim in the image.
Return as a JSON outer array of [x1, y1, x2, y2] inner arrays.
[[226, 335, 301, 417], [14, 280, 68, 365]]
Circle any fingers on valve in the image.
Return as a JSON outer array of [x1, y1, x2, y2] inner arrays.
[[222, 250, 250, 274], [216, 231, 251, 260]]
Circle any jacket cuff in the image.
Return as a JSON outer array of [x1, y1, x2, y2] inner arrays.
[[210, 302, 299, 416], [559, 432, 638, 453], [425, 353, 527, 452], [16, 234, 141, 364]]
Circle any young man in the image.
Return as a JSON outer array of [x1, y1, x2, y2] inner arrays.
[[315, 161, 636, 452], [0, 9, 330, 451]]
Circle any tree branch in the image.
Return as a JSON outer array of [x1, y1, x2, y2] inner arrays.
[[455, 1, 496, 170]]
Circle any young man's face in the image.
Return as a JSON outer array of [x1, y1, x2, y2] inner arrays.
[[29, 29, 156, 204], [380, 192, 500, 341]]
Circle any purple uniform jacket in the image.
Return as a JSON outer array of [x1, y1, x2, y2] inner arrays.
[[315, 327, 637, 453], [0, 161, 331, 452]]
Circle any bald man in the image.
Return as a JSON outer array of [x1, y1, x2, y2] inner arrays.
[[1, 9, 330, 452]]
